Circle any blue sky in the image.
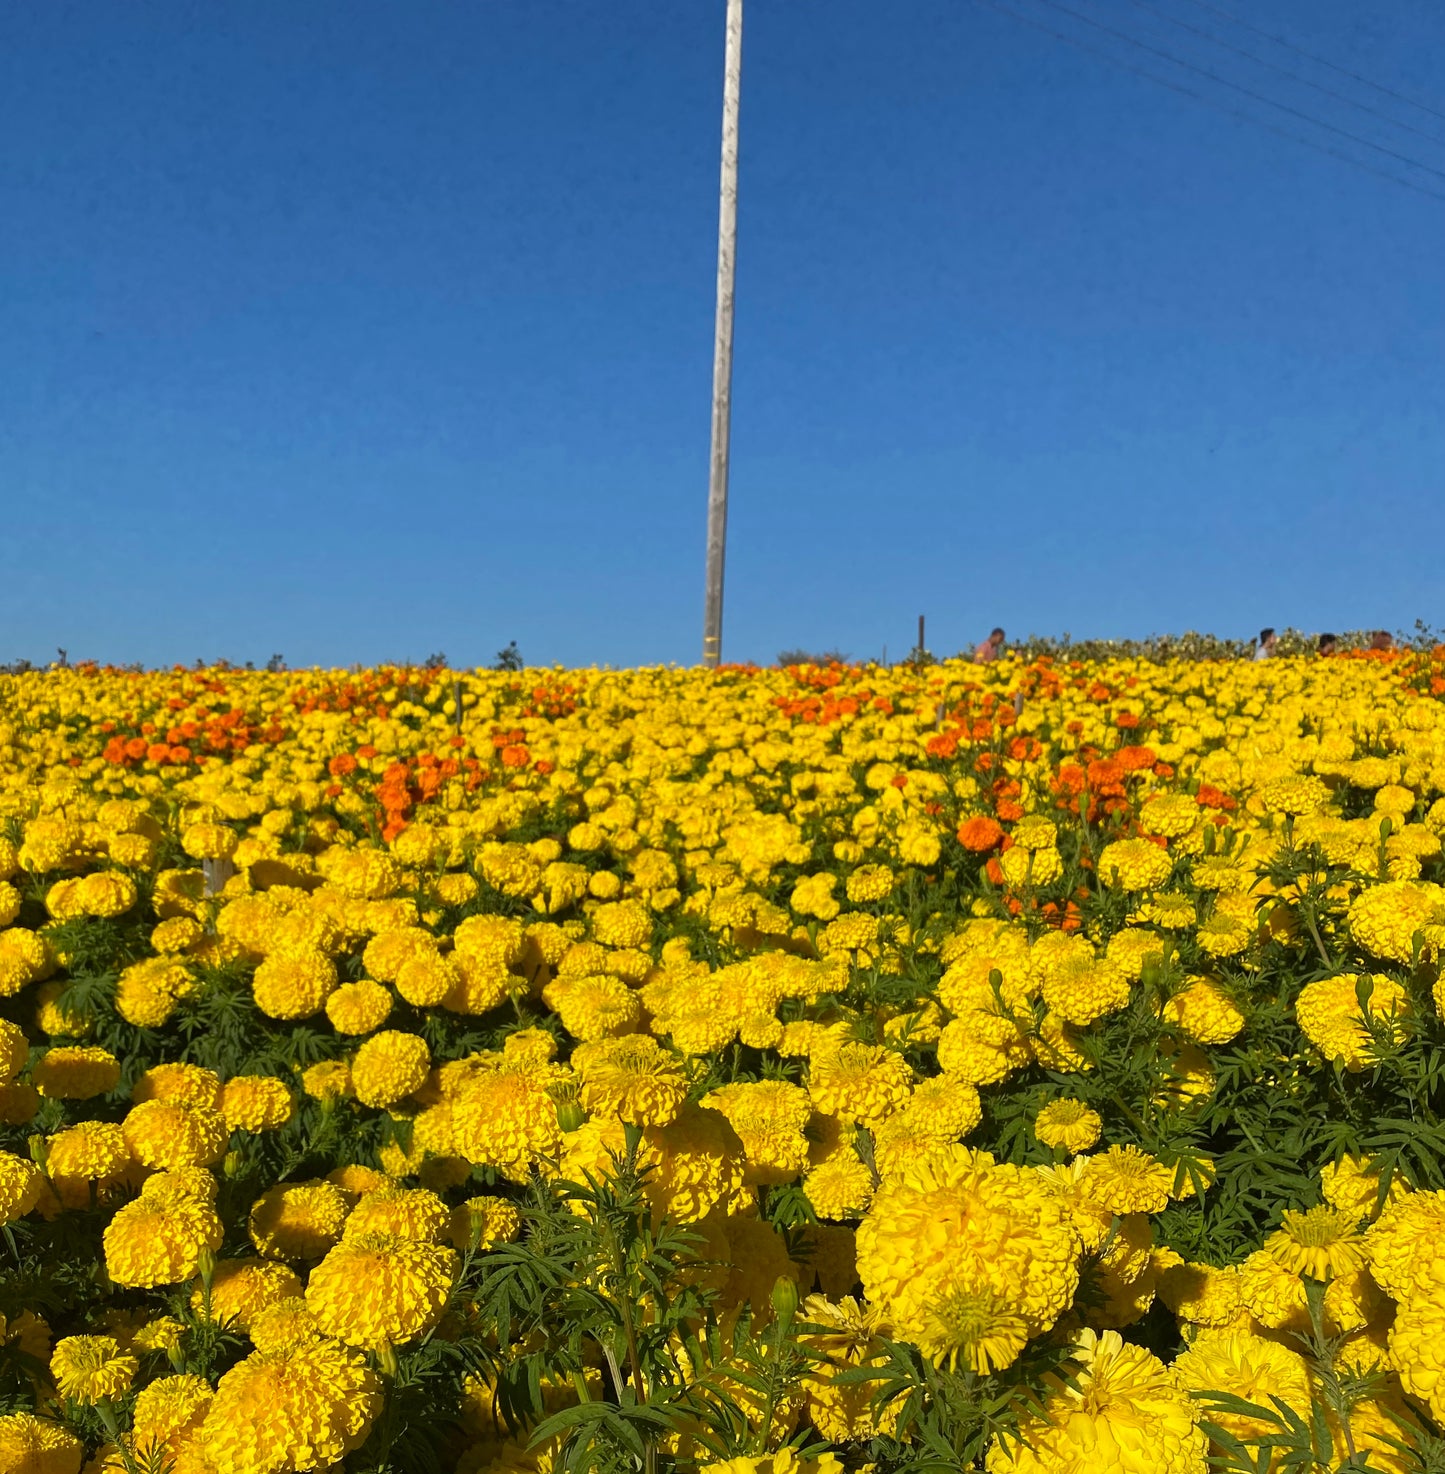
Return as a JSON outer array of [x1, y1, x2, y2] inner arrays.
[[3, 0, 1442, 668]]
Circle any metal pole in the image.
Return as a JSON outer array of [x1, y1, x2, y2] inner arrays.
[[702, 0, 743, 668]]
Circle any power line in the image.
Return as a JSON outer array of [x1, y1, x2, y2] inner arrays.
[[1172, 0, 1445, 127], [1022, 0, 1445, 184], [969, 0, 1445, 204], [1124, 0, 1445, 148]]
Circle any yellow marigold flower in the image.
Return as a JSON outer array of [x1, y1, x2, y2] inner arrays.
[[1265, 1205, 1366, 1281], [222, 1075, 295, 1132], [550, 973, 640, 1042], [1157, 1261, 1242, 1328], [702, 1451, 843, 1474], [305, 1231, 457, 1349], [1320, 1153, 1405, 1222], [1161, 977, 1244, 1044], [0, 928, 55, 996], [1348, 880, 1445, 963], [104, 1193, 223, 1288], [350, 1030, 430, 1108], [1196, 910, 1252, 957], [0, 1150, 43, 1224], [447, 1195, 522, 1252], [33, 981, 91, 1038], [858, 1147, 1078, 1369], [808, 1041, 913, 1127], [1365, 1187, 1445, 1301], [1173, 1325, 1310, 1449], [343, 1183, 448, 1243], [449, 1065, 565, 1182], [1260, 775, 1329, 816], [0, 1019, 27, 1083], [248, 1298, 323, 1354], [130, 1316, 186, 1356], [326, 1163, 390, 1201], [573, 1034, 686, 1126], [196, 1257, 304, 1330], [200, 1339, 381, 1473], [790, 874, 840, 921], [1079, 1144, 1173, 1215], [0, 1413, 82, 1474], [1041, 951, 1131, 1026], [1034, 1098, 1101, 1155], [50, 1335, 137, 1405], [122, 1099, 228, 1170], [1097, 838, 1173, 892], [797, 1294, 897, 1441], [1389, 1301, 1445, 1424], [182, 823, 238, 861], [395, 951, 459, 1007], [129, 1373, 212, 1472], [32, 1045, 120, 1100], [46, 1121, 133, 1208], [324, 979, 393, 1036], [988, 1328, 1205, 1473], [588, 898, 652, 948], [803, 1151, 874, 1221], [249, 1180, 352, 1261], [1296, 972, 1409, 1070], [300, 1060, 352, 1101], [253, 949, 339, 1022], [1237, 1248, 1308, 1331], [151, 915, 204, 954], [845, 864, 894, 903]]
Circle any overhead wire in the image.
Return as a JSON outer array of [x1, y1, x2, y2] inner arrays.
[[1019, 0, 1445, 184], [968, 0, 1445, 204], [1121, 0, 1445, 148], [1171, 0, 1445, 127]]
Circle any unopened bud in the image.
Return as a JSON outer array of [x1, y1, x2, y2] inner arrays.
[[770, 1275, 799, 1324], [555, 1099, 586, 1133], [376, 1342, 400, 1379], [1379, 816, 1394, 842], [26, 1134, 48, 1174], [222, 1150, 243, 1179]]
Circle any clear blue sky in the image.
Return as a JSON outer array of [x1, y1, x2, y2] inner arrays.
[[3, 0, 1442, 668]]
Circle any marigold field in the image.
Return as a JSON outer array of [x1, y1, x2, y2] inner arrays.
[[4, 651, 1445, 1474]]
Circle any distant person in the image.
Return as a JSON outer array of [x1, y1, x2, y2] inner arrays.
[[1370, 630, 1394, 652], [974, 627, 1006, 663], [1317, 633, 1337, 656], [1254, 628, 1277, 661]]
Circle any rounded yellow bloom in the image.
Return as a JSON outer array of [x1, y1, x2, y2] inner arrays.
[[1348, 880, 1445, 963], [50, 1335, 137, 1405], [343, 1183, 449, 1243], [252, 950, 336, 1020], [248, 1297, 324, 1354], [0, 1019, 29, 1082], [1389, 1301, 1445, 1424], [803, 1152, 874, 1221], [104, 1193, 223, 1287], [1097, 838, 1173, 892], [1365, 1188, 1445, 1301], [122, 1099, 228, 1170], [182, 823, 238, 861], [350, 1030, 430, 1108], [590, 899, 653, 949], [0, 1413, 82, 1474], [32, 1045, 120, 1100], [1260, 774, 1329, 816], [305, 1231, 457, 1349], [249, 1180, 352, 1261], [222, 1075, 295, 1132], [1264, 1205, 1366, 1281], [551, 973, 640, 1041], [447, 1195, 522, 1252], [1157, 1261, 1243, 1328], [1161, 978, 1245, 1044], [1320, 1153, 1405, 1222], [808, 1041, 913, 1127], [200, 1338, 381, 1473], [986, 1329, 1205, 1474], [300, 1060, 351, 1101], [0, 1150, 43, 1224], [130, 1373, 213, 1473], [1079, 1144, 1174, 1215], [324, 979, 392, 1036], [1296, 972, 1409, 1069], [133, 1061, 224, 1109], [1173, 1325, 1310, 1449], [46, 1120, 134, 1208], [857, 1147, 1078, 1371], [0, 928, 54, 997], [192, 1256, 302, 1331], [573, 1034, 687, 1126], [1034, 1099, 1101, 1155]]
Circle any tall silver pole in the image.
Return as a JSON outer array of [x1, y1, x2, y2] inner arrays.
[[702, 0, 742, 669]]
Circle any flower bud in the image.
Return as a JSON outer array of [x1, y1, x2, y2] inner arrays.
[[769, 1275, 799, 1324], [554, 1099, 586, 1133]]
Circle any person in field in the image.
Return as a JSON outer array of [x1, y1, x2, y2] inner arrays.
[[1318, 633, 1338, 656], [1254, 628, 1277, 660], [974, 627, 1006, 662]]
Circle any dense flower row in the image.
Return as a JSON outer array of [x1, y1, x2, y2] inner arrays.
[[0, 651, 1443, 1473]]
